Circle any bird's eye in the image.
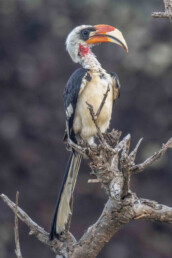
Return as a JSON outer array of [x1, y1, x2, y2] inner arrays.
[[82, 30, 89, 36], [80, 29, 90, 41]]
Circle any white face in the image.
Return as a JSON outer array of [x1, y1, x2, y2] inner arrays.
[[65, 25, 93, 63]]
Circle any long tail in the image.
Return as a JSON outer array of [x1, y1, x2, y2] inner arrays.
[[50, 152, 82, 240]]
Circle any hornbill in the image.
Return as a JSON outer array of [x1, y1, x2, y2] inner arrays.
[[50, 24, 128, 240]]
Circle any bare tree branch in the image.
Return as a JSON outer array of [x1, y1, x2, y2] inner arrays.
[[2, 191, 172, 258], [0, 194, 75, 257], [71, 196, 172, 258], [133, 198, 172, 222], [129, 138, 143, 163], [95, 84, 110, 118], [163, 0, 172, 19], [152, 12, 171, 18], [86, 101, 104, 143], [130, 138, 172, 175], [14, 192, 22, 258], [71, 198, 132, 258], [1, 125, 172, 257], [152, 0, 172, 21], [86, 84, 111, 146]]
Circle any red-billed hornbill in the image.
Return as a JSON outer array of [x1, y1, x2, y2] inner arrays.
[[50, 24, 128, 239]]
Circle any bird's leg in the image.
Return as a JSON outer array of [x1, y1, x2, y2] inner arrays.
[[65, 122, 82, 152], [68, 138, 84, 152], [67, 138, 89, 159]]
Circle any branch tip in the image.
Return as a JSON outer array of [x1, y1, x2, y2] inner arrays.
[[15, 191, 22, 258]]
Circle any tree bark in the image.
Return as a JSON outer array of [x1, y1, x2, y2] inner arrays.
[[1, 131, 172, 257], [152, 0, 172, 20]]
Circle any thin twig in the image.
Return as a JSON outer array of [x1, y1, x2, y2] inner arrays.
[[95, 85, 110, 118], [86, 102, 102, 135], [86, 102, 124, 156], [129, 138, 143, 163], [86, 101, 106, 145], [88, 178, 103, 183], [130, 138, 172, 175], [15, 191, 22, 258], [86, 84, 110, 143], [152, 12, 170, 18], [114, 134, 130, 154], [120, 135, 131, 197]]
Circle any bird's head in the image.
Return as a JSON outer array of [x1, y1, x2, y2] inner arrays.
[[66, 24, 128, 63]]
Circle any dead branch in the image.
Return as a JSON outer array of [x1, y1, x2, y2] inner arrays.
[[95, 84, 110, 118], [130, 138, 172, 175], [0, 194, 76, 257], [2, 188, 172, 258], [152, 0, 172, 21], [86, 84, 111, 145], [129, 138, 143, 163], [71, 195, 172, 258], [152, 12, 171, 18], [14, 192, 22, 258], [86, 101, 104, 143], [1, 109, 172, 257], [133, 198, 172, 222]]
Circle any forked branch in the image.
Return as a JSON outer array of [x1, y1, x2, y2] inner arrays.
[[1, 102, 172, 257], [130, 138, 172, 175]]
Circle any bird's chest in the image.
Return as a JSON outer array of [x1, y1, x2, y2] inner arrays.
[[77, 72, 113, 121]]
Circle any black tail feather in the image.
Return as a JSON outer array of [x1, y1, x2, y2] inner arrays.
[[50, 152, 81, 240]]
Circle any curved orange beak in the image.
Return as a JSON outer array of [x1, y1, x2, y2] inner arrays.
[[86, 24, 128, 53]]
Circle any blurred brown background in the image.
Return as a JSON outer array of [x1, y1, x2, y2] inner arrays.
[[0, 0, 172, 257]]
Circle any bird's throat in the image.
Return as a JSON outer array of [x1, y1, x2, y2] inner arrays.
[[79, 44, 90, 57], [78, 44, 102, 71]]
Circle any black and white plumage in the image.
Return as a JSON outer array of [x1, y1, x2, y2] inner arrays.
[[64, 68, 90, 143], [50, 24, 128, 240]]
